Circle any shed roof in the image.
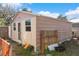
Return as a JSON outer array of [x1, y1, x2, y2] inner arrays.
[[12, 11, 71, 23]]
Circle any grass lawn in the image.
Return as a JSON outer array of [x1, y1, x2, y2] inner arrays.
[[6, 38, 79, 56], [45, 39, 79, 56], [6, 38, 35, 56]]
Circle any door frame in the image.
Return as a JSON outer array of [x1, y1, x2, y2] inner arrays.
[[18, 23, 21, 41]]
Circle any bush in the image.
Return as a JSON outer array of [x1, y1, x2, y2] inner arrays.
[[44, 48, 51, 55], [27, 45, 34, 52], [14, 45, 34, 56]]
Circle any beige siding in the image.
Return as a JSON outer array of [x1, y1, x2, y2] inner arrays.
[[36, 16, 72, 49], [11, 12, 72, 52], [11, 12, 37, 51]]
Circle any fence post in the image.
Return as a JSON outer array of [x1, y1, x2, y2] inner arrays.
[[1, 38, 11, 56], [9, 45, 12, 56]]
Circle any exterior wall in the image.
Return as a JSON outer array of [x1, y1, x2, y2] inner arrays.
[[36, 16, 72, 50], [11, 12, 72, 52], [8, 26, 11, 38], [11, 12, 37, 51]]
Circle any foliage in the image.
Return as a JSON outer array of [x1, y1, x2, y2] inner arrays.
[[14, 46, 33, 56], [7, 38, 34, 56], [13, 44, 35, 56], [22, 8, 28, 11], [0, 18, 6, 26], [0, 4, 16, 26], [57, 14, 68, 21], [45, 40, 79, 56]]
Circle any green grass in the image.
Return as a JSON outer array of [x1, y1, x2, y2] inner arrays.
[[6, 38, 79, 56], [13, 46, 33, 56], [6, 38, 34, 56], [45, 40, 79, 56]]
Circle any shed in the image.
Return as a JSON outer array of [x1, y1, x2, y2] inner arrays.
[[9, 11, 72, 53]]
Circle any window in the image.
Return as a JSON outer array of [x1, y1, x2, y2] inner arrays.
[[13, 23, 16, 31], [25, 20, 31, 31], [26, 27, 31, 31], [25, 20, 31, 25]]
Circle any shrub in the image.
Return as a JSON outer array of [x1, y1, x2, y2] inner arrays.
[[14, 45, 34, 56]]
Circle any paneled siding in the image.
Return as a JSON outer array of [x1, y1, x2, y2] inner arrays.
[[11, 12, 72, 52], [11, 12, 37, 51], [36, 16, 72, 49]]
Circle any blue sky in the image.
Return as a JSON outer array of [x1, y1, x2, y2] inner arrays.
[[17, 3, 79, 22], [19, 3, 79, 14], [1, 3, 79, 22], [31, 3, 79, 14]]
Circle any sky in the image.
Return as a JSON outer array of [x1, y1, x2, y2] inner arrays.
[[1, 3, 79, 23]]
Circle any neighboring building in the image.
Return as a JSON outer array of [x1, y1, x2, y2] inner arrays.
[[9, 11, 72, 53], [72, 23, 79, 37]]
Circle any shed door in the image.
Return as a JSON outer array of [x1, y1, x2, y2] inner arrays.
[[18, 23, 21, 40], [40, 30, 58, 55]]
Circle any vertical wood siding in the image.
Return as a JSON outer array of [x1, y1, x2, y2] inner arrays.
[[0, 27, 8, 39], [36, 16, 72, 50]]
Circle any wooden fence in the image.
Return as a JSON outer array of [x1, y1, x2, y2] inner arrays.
[[0, 27, 8, 39], [0, 38, 12, 56]]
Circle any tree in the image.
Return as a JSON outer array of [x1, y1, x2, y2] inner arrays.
[[0, 4, 16, 26], [63, 16, 68, 20], [22, 8, 28, 11], [57, 14, 62, 19], [0, 4, 31, 26], [0, 18, 6, 26], [57, 14, 68, 21], [20, 8, 32, 13]]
